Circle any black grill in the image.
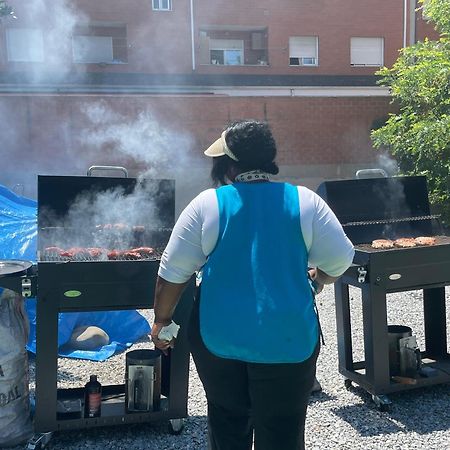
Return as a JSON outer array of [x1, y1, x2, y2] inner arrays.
[[0, 172, 194, 436], [317, 175, 450, 409]]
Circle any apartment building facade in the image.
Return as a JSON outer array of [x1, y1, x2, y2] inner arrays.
[[0, 0, 440, 205]]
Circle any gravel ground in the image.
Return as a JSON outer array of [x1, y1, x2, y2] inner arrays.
[[6, 286, 450, 450]]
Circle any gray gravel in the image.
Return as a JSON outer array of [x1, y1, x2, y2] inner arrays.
[[7, 286, 450, 450]]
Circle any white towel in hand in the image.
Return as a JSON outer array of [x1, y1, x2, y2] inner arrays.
[[157, 321, 180, 341]]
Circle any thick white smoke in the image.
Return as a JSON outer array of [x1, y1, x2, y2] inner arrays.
[[79, 101, 197, 179]]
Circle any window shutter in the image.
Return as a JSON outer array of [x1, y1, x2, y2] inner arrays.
[[6, 28, 44, 62], [289, 36, 317, 58], [351, 37, 383, 66]]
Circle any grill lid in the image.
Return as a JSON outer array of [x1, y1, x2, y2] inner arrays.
[[37, 175, 175, 255], [316, 176, 440, 244]]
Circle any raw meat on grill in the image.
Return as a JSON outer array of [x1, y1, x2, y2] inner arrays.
[[44, 246, 64, 253], [96, 223, 129, 231], [121, 251, 142, 260], [107, 249, 121, 260], [371, 239, 394, 249], [414, 236, 436, 246], [113, 223, 129, 231], [131, 247, 155, 257], [394, 238, 417, 248], [87, 248, 106, 259]]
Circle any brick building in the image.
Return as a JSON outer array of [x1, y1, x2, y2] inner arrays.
[[0, 0, 440, 209]]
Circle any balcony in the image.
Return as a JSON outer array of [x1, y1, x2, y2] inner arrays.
[[198, 26, 268, 66]]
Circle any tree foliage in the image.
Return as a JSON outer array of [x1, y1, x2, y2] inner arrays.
[[371, 0, 450, 225]]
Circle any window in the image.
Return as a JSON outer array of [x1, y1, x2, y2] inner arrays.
[[209, 39, 244, 65], [199, 26, 268, 66], [153, 0, 172, 11], [6, 28, 44, 62], [72, 23, 127, 64], [289, 36, 318, 66], [350, 37, 384, 66]]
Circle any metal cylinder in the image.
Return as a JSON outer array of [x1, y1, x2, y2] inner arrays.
[[125, 349, 161, 412], [388, 325, 412, 376]]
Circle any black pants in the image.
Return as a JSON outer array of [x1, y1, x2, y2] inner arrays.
[[188, 293, 319, 450]]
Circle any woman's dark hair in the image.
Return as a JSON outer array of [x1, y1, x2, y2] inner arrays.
[[210, 120, 279, 186]]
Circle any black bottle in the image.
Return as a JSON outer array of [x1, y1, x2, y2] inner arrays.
[[84, 375, 102, 418]]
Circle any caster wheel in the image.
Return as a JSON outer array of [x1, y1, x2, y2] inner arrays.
[[344, 379, 353, 390], [26, 432, 53, 449], [371, 394, 392, 412], [168, 418, 185, 435]]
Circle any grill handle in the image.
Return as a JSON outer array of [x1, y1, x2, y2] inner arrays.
[[87, 165, 128, 178], [355, 168, 388, 179]]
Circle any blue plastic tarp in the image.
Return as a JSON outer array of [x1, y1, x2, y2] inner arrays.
[[0, 184, 150, 361]]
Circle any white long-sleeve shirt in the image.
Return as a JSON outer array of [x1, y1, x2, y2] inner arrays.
[[159, 185, 355, 283]]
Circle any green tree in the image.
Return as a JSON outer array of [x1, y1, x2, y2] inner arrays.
[[371, 0, 450, 226]]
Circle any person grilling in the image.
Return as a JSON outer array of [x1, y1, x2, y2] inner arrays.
[[151, 120, 354, 450]]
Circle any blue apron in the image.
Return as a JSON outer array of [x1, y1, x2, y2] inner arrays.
[[200, 182, 318, 363]]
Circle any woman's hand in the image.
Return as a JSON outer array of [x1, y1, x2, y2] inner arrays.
[[150, 322, 175, 356], [308, 267, 341, 295], [308, 268, 324, 295]]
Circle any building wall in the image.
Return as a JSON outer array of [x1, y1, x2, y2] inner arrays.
[[0, 0, 438, 76], [0, 1, 438, 212], [0, 93, 393, 211]]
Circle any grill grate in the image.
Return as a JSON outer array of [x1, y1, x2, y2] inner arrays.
[[343, 214, 441, 227], [40, 248, 163, 262], [354, 235, 450, 252]]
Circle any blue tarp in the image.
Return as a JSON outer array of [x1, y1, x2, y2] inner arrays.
[[0, 184, 150, 361]]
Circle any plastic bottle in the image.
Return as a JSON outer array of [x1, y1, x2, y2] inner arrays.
[[84, 375, 102, 418]]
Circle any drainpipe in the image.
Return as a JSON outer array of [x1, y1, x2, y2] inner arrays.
[[190, 0, 196, 71], [409, 0, 416, 45], [403, 0, 408, 48]]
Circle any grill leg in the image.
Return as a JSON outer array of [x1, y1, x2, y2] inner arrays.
[[334, 281, 353, 373], [362, 285, 391, 393], [35, 296, 59, 432], [423, 287, 447, 359]]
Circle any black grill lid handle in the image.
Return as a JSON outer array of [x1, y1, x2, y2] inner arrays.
[[356, 168, 388, 179], [87, 166, 128, 178]]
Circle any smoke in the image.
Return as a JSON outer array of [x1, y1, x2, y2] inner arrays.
[[39, 180, 173, 252], [376, 152, 399, 176], [79, 101, 197, 179], [10, 0, 86, 83]]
